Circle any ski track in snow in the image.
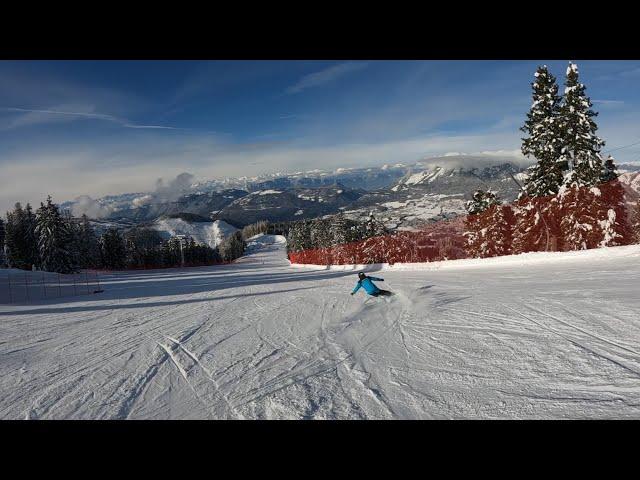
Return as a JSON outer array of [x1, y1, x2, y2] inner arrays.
[[2, 235, 640, 419]]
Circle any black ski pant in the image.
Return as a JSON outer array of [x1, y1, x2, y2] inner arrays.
[[371, 289, 392, 297]]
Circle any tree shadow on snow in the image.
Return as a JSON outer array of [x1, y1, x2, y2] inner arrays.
[[4, 285, 318, 316], [1, 260, 361, 312]]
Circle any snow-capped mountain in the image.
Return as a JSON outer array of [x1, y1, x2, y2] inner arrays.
[[60, 155, 530, 231], [214, 185, 364, 227], [342, 162, 526, 229], [191, 164, 411, 193], [391, 162, 523, 198], [619, 171, 640, 205], [103, 189, 248, 223]]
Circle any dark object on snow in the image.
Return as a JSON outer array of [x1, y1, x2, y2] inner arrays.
[[371, 289, 393, 297]]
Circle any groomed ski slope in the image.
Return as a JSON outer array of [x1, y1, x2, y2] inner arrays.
[[1, 235, 640, 419]]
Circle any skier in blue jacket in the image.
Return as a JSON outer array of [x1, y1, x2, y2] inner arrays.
[[351, 272, 393, 297]]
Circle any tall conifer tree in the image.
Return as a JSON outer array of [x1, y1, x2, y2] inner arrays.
[[559, 62, 605, 187], [520, 66, 564, 196], [35, 196, 75, 273]]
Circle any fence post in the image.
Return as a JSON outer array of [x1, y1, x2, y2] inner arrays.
[[25, 272, 29, 304], [85, 271, 89, 295], [95, 272, 101, 293], [42, 271, 46, 298], [73, 273, 77, 296], [58, 273, 62, 298], [8, 272, 12, 303]]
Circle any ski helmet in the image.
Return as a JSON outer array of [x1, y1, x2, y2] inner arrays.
[[358, 272, 366, 280]]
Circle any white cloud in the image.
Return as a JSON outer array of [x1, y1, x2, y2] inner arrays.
[[419, 151, 530, 170], [0, 106, 181, 130], [71, 195, 114, 219], [286, 62, 369, 94], [444, 151, 468, 156]]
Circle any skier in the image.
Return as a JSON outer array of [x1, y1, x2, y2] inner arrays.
[[350, 272, 393, 297]]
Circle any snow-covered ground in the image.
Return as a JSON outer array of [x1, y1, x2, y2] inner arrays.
[[2, 236, 640, 419]]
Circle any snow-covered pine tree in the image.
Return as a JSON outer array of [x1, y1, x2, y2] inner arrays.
[[310, 218, 332, 249], [309, 218, 332, 264], [24, 204, 40, 269], [364, 212, 387, 238], [597, 177, 632, 247], [62, 209, 83, 271], [512, 196, 560, 253], [145, 243, 164, 268], [218, 231, 245, 262], [35, 196, 76, 273], [288, 222, 301, 252], [559, 62, 605, 187], [329, 213, 349, 247], [161, 237, 182, 267], [0, 218, 5, 266], [481, 204, 516, 257], [359, 214, 388, 264], [75, 214, 100, 268], [465, 189, 499, 215], [464, 189, 501, 258], [601, 155, 619, 183], [558, 187, 602, 250], [286, 220, 310, 253], [184, 238, 197, 266], [520, 65, 564, 196], [360, 235, 385, 264], [230, 231, 246, 260], [4, 204, 26, 268], [124, 227, 164, 268], [463, 214, 482, 258], [551, 63, 629, 250], [632, 201, 640, 244], [5, 202, 40, 269], [600, 156, 631, 246], [329, 213, 350, 263], [100, 228, 127, 269], [299, 220, 313, 250]]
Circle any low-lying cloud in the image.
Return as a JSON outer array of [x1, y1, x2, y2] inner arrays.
[[70, 195, 114, 219], [419, 150, 532, 170], [130, 173, 196, 209]]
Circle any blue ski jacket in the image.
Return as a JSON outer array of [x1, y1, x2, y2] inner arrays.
[[351, 276, 384, 295]]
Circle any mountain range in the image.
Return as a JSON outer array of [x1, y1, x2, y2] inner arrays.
[[60, 156, 640, 235]]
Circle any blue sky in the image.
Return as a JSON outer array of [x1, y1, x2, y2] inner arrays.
[[2, 60, 640, 212]]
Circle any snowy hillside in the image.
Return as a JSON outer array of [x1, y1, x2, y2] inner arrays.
[[339, 162, 525, 229], [344, 192, 466, 230], [2, 236, 640, 419], [152, 218, 237, 248], [619, 171, 640, 203], [216, 185, 363, 226]]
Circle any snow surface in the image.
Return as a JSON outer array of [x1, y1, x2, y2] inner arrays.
[[2, 236, 640, 419], [152, 218, 237, 248]]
